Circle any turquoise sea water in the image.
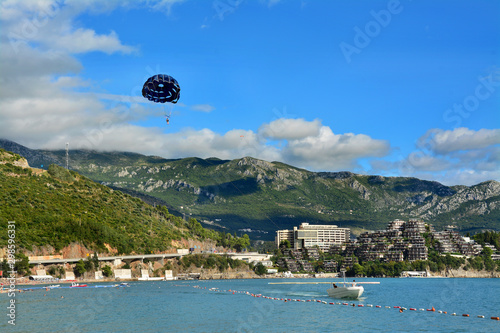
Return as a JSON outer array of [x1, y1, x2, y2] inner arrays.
[[1, 278, 499, 332]]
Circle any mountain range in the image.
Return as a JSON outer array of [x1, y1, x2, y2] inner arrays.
[[1, 139, 499, 241]]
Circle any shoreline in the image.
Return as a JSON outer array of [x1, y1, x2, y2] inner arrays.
[[2, 268, 498, 289]]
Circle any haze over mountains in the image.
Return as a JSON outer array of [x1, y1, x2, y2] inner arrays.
[[1, 139, 499, 241]]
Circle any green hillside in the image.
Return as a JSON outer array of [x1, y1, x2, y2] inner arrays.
[[0, 149, 225, 254]]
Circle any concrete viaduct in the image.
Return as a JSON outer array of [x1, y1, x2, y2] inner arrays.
[[29, 252, 271, 268]]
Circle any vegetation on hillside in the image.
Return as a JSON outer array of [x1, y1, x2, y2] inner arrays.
[[473, 231, 500, 250], [0, 149, 250, 256], [176, 253, 248, 271]]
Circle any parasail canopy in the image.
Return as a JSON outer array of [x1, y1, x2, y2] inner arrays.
[[142, 74, 180, 104]]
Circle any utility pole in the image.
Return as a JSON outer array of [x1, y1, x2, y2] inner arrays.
[[65, 142, 69, 170]]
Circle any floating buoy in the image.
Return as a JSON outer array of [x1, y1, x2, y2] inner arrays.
[[196, 284, 497, 325]]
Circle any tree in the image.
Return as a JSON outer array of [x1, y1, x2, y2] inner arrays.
[[254, 263, 267, 276], [353, 263, 364, 277], [234, 234, 250, 252], [279, 240, 291, 250], [74, 259, 86, 277], [0, 258, 8, 274], [58, 266, 65, 279], [188, 218, 205, 238], [481, 247, 495, 271], [14, 253, 30, 276], [102, 265, 113, 277], [48, 266, 57, 276], [481, 246, 493, 258], [84, 256, 94, 271], [92, 252, 99, 270]]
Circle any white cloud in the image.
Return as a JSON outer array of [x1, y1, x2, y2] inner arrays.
[[258, 118, 321, 140], [371, 128, 500, 185], [418, 127, 500, 155], [282, 126, 390, 170], [411, 169, 500, 187], [404, 152, 451, 172], [190, 104, 215, 113], [63, 0, 185, 15], [51, 29, 136, 54], [70, 126, 280, 163], [2, 1, 137, 56]]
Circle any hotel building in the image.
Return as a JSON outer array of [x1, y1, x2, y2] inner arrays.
[[276, 223, 350, 251]]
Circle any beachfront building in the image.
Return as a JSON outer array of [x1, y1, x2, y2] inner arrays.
[[275, 223, 350, 251]]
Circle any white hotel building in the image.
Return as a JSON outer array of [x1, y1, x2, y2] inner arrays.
[[275, 223, 350, 251]]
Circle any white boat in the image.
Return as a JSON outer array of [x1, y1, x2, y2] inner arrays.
[[268, 270, 378, 299], [327, 282, 364, 299], [326, 270, 364, 299]]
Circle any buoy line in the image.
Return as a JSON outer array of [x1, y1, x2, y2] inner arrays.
[[191, 285, 499, 321]]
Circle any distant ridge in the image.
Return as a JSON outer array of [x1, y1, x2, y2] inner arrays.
[[0, 139, 60, 169]]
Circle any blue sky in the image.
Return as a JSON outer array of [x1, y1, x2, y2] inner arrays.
[[0, 0, 499, 186]]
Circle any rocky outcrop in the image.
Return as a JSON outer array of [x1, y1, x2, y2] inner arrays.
[[441, 267, 500, 278], [349, 179, 371, 200]]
